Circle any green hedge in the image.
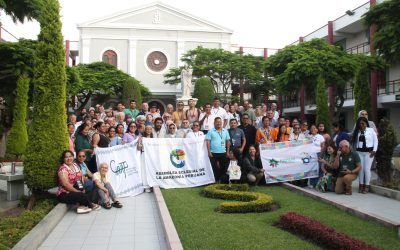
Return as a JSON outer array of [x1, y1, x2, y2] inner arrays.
[[203, 184, 274, 213], [193, 77, 215, 108], [122, 77, 142, 108]]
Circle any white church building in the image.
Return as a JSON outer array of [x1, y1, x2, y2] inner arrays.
[[77, 1, 233, 110]]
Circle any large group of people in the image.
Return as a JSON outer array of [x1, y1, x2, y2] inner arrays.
[[60, 96, 379, 213]]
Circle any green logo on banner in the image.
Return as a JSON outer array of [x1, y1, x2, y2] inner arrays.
[[170, 149, 185, 168]]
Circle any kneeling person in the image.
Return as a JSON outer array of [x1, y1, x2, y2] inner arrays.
[[333, 140, 362, 195], [93, 162, 123, 209]]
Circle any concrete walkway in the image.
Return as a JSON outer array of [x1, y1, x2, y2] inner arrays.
[[38, 192, 167, 250]]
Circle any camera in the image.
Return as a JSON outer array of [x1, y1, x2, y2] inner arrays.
[[73, 180, 84, 191]]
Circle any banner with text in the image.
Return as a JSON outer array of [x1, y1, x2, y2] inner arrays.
[[260, 140, 321, 183], [95, 141, 144, 197], [142, 137, 215, 189]]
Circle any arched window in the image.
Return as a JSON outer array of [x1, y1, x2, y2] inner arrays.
[[102, 50, 117, 67]]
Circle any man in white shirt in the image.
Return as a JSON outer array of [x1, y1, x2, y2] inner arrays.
[[199, 103, 215, 134], [186, 121, 204, 138], [225, 103, 240, 129], [211, 97, 228, 128], [270, 103, 280, 121]]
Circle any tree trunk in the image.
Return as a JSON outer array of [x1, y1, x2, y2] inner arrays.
[[27, 191, 37, 210]]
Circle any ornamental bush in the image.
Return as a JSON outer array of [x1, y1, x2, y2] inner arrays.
[[203, 184, 274, 213], [122, 77, 142, 108], [193, 77, 215, 108], [6, 75, 29, 159], [354, 61, 372, 121], [24, 0, 69, 192], [315, 75, 331, 132], [278, 212, 378, 250]]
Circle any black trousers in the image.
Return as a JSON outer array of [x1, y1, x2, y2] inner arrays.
[[58, 191, 93, 208], [209, 152, 229, 182]]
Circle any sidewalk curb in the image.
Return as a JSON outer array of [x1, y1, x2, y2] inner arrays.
[[281, 183, 400, 239], [370, 184, 400, 202], [153, 186, 184, 250], [12, 203, 68, 250]]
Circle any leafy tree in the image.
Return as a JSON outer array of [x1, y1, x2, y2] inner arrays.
[[0, 0, 42, 22], [5, 74, 29, 159], [364, 0, 400, 62], [315, 75, 330, 132], [164, 47, 262, 98], [122, 77, 142, 108], [266, 39, 358, 120], [24, 0, 69, 203], [193, 77, 215, 108]]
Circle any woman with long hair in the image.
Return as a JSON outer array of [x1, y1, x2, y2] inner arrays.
[[108, 126, 121, 146], [316, 143, 338, 192], [352, 116, 378, 193], [122, 121, 139, 144], [57, 150, 100, 214], [274, 124, 290, 142], [74, 124, 93, 167], [243, 145, 265, 185]]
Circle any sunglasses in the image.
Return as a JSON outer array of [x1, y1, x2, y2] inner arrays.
[[78, 155, 86, 158]]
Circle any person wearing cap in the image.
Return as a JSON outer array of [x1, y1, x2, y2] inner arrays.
[[124, 100, 140, 120], [211, 97, 228, 128], [173, 101, 185, 128]]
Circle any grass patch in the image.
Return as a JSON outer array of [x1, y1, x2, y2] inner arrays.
[[0, 197, 56, 249], [162, 185, 399, 250]]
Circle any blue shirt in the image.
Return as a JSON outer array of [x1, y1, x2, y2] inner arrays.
[[206, 128, 231, 153], [79, 162, 89, 176]]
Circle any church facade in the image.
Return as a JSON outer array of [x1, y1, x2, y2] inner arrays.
[[78, 2, 232, 110]]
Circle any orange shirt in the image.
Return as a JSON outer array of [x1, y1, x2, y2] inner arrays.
[[270, 127, 290, 142], [256, 127, 272, 144]]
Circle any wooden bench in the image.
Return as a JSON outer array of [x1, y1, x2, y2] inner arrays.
[[0, 173, 25, 201]]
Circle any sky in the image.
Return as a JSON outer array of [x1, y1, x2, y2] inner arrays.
[[0, 0, 368, 49]]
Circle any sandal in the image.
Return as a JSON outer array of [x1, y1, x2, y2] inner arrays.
[[112, 201, 123, 208], [103, 202, 112, 209]]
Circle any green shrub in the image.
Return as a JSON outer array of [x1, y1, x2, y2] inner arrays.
[[0, 199, 55, 249], [315, 75, 331, 132], [6, 75, 29, 159], [193, 77, 215, 108], [122, 77, 142, 108], [354, 61, 372, 121], [24, 0, 69, 192], [203, 184, 274, 213]]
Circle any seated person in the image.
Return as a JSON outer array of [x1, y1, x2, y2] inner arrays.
[[333, 140, 362, 195], [93, 162, 123, 209], [76, 150, 94, 193], [242, 145, 265, 185], [57, 150, 100, 214], [316, 143, 338, 192]]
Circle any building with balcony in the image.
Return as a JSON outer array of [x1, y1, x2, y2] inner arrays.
[[280, 0, 400, 136]]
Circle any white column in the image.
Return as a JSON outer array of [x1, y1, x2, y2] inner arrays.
[[177, 41, 185, 67], [128, 39, 137, 77], [81, 38, 91, 64]]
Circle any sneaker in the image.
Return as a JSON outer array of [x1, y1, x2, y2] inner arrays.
[[92, 204, 101, 211], [77, 206, 92, 214]]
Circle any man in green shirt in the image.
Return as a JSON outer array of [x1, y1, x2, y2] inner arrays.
[[333, 140, 362, 195], [124, 100, 139, 120]]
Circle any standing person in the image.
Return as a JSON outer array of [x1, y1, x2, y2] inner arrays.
[[108, 127, 121, 146], [301, 121, 310, 138], [123, 121, 139, 144], [333, 140, 362, 195], [153, 117, 166, 138], [211, 97, 228, 128], [242, 100, 256, 125], [225, 103, 241, 129], [206, 117, 231, 183], [138, 102, 149, 116], [90, 121, 110, 173], [184, 99, 200, 125], [309, 124, 326, 187], [332, 122, 350, 147], [255, 107, 264, 129], [243, 145, 265, 185], [68, 123, 75, 156], [267, 110, 277, 128], [199, 103, 215, 134], [186, 121, 204, 139], [93, 162, 123, 209], [228, 119, 246, 153], [164, 104, 174, 117], [270, 103, 279, 121], [238, 113, 257, 154], [74, 124, 93, 168], [271, 124, 290, 142], [57, 150, 100, 214], [352, 117, 378, 194], [172, 101, 185, 128], [289, 123, 305, 141], [116, 124, 125, 141], [124, 100, 139, 120], [317, 122, 331, 144], [357, 110, 377, 134], [255, 116, 272, 145]]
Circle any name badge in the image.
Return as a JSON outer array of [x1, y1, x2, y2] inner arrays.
[[221, 141, 226, 148], [204, 125, 209, 130]]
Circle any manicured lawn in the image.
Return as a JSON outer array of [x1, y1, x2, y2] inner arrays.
[[162, 185, 399, 250]]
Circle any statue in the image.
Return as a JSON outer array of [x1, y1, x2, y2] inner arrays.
[[181, 65, 193, 98]]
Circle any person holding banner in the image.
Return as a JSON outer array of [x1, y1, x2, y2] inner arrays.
[[93, 162, 123, 209], [316, 143, 338, 192], [165, 123, 178, 138], [333, 140, 362, 195], [206, 117, 231, 182], [186, 121, 204, 138], [289, 123, 305, 142]]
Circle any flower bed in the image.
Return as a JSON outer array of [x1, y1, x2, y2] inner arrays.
[[277, 212, 378, 250], [202, 184, 274, 213]]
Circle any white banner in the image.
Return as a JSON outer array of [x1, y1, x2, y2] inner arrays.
[[95, 140, 144, 197], [142, 137, 215, 188], [260, 140, 321, 183]]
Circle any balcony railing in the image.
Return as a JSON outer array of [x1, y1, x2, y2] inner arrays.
[[378, 79, 400, 96], [282, 96, 300, 109], [344, 87, 354, 100], [346, 42, 370, 55]]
